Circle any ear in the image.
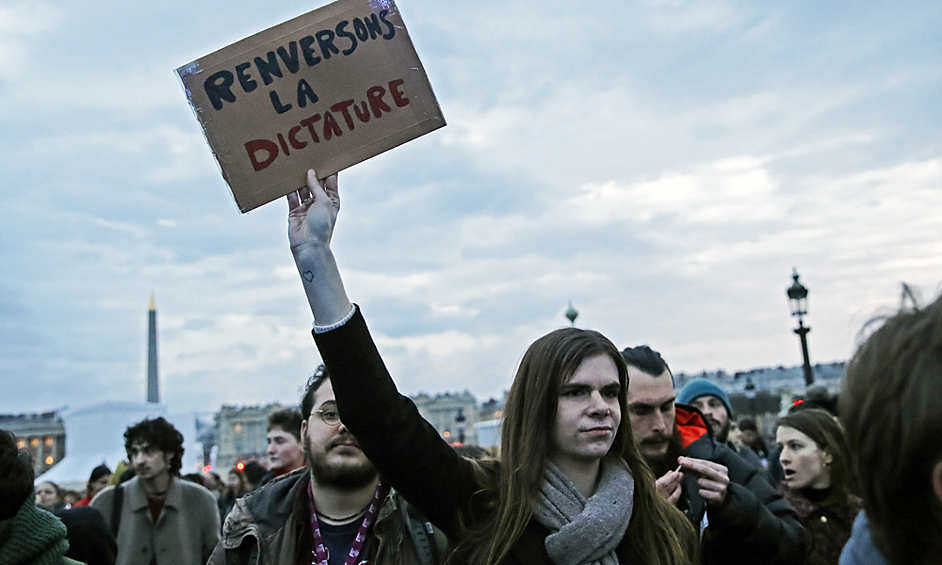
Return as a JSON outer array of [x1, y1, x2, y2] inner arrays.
[[932, 459, 942, 504], [300, 418, 308, 438], [823, 449, 834, 466]]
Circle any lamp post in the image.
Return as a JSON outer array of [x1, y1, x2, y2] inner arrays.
[[786, 268, 814, 387]]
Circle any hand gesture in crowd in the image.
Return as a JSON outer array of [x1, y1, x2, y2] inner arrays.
[[678, 456, 730, 507], [655, 468, 684, 506]]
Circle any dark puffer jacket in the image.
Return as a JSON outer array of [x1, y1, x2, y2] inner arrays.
[[674, 406, 807, 565]]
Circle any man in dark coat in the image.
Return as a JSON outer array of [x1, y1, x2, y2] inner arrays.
[[622, 345, 806, 565]]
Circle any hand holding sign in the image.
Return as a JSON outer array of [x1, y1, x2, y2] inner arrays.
[[288, 170, 340, 253], [288, 169, 352, 327]]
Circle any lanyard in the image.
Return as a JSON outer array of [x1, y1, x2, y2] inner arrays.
[[307, 481, 382, 565]]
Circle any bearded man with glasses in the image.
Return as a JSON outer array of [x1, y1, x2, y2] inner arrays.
[[209, 365, 448, 565]]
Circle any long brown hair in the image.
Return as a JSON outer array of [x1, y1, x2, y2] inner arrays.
[[456, 327, 697, 565]]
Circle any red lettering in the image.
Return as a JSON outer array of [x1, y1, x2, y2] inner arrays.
[[330, 100, 356, 130], [288, 126, 307, 149], [367, 86, 391, 118], [352, 101, 371, 123], [388, 79, 409, 107], [245, 81, 416, 173], [245, 139, 279, 171], [300, 115, 322, 143], [322, 111, 342, 140], [277, 133, 291, 156]]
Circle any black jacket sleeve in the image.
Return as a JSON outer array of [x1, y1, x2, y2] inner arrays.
[[312, 307, 480, 538], [686, 436, 807, 565]]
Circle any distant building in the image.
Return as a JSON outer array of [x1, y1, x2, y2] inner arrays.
[[413, 391, 479, 445], [0, 412, 65, 476], [214, 403, 287, 472]]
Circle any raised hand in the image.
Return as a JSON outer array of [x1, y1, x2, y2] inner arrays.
[[287, 169, 352, 326], [288, 169, 340, 254]]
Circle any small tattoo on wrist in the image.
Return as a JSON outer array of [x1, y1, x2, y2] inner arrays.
[[303, 271, 315, 283]]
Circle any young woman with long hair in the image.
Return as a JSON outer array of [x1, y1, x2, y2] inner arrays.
[[286, 170, 697, 565]]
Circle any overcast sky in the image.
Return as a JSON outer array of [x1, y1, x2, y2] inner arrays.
[[2, 0, 941, 415]]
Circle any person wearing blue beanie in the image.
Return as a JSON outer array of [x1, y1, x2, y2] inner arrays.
[[622, 347, 805, 565], [678, 379, 733, 443]]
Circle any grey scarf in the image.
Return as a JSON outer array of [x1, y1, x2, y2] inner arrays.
[[532, 456, 634, 565]]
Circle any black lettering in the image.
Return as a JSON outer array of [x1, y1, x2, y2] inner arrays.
[[379, 10, 396, 40], [353, 18, 369, 41], [388, 79, 409, 107], [322, 111, 342, 140], [330, 100, 356, 130], [300, 115, 322, 143], [269, 90, 293, 114], [205, 71, 236, 111], [296, 79, 318, 108], [300, 35, 321, 66], [315, 30, 339, 60], [336, 20, 357, 56], [276, 42, 301, 74], [367, 85, 391, 117], [364, 13, 382, 40], [254, 52, 283, 86], [245, 139, 278, 171], [352, 101, 371, 123], [235, 63, 257, 93]]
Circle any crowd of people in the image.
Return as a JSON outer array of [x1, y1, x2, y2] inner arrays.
[[1, 168, 940, 565]]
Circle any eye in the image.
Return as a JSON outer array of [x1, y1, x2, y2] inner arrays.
[[601, 388, 620, 399], [561, 388, 587, 397], [322, 409, 340, 420]]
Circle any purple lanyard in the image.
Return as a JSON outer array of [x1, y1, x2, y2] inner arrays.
[[307, 481, 382, 565]]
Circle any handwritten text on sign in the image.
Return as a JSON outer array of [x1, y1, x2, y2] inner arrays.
[[177, 0, 445, 213]]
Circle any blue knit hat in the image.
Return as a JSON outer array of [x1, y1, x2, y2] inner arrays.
[[677, 379, 732, 417]]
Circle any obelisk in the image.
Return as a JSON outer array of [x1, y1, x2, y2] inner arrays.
[[147, 294, 159, 403]]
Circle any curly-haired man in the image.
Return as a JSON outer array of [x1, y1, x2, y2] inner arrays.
[[91, 417, 219, 565]]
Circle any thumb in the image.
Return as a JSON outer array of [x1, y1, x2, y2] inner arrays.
[[307, 169, 330, 202]]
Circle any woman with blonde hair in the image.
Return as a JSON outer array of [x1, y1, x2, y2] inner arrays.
[[287, 170, 697, 565]]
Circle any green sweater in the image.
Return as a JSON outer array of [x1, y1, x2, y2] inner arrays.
[[0, 498, 73, 565]]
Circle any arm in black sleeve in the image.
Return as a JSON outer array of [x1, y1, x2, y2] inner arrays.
[[313, 307, 481, 538]]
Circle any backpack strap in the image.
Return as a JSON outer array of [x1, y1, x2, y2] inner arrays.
[[399, 495, 439, 565], [111, 484, 124, 537]]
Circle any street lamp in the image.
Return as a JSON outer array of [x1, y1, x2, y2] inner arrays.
[[786, 268, 814, 386]]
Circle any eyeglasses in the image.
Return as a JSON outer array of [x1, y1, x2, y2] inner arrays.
[[313, 403, 341, 426]]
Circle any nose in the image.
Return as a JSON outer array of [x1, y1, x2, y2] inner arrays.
[[588, 391, 611, 417], [651, 411, 668, 434], [266, 442, 276, 454]]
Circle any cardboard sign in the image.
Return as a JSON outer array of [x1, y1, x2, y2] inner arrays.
[[177, 0, 445, 213]]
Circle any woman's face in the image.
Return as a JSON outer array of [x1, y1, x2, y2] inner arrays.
[[776, 426, 832, 490], [89, 474, 111, 497], [550, 354, 622, 469], [35, 482, 59, 508]]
